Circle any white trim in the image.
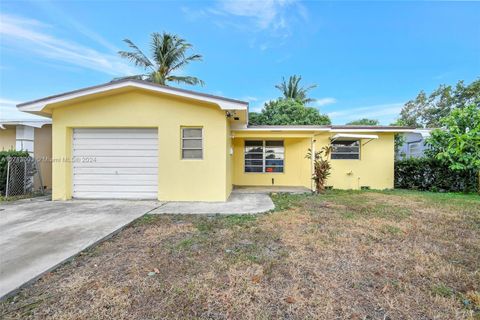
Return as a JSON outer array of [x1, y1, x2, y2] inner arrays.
[[234, 127, 330, 132], [233, 127, 415, 133], [330, 129, 413, 133], [331, 133, 379, 140], [18, 80, 248, 113], [181, 127, 204, 160], [0, 120, 51, 128]]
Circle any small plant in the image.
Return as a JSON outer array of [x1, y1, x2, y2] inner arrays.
[[431, 283, 454, 298], [306, 146, 332, 194]]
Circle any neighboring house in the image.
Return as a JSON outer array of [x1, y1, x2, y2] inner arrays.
[[0, 119, 53, 190], [396, 129, 432, 159], [17, 79, 413, 201]]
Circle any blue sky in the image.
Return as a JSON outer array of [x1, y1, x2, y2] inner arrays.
[[1, 0, 479, 124]]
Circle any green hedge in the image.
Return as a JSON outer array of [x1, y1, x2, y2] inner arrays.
[[395, 158, 478, 193], [0, 150, 30, 196]]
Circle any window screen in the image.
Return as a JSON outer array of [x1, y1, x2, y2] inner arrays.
[[182, 128, 203, 159], [245, 140, 284, 173], [331, 140, 360, 159]]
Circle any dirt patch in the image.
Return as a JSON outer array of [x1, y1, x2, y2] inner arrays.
[[1, 191, 479, 319]]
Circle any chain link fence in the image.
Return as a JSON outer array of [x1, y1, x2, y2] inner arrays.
[[4, 156, 45, 198]]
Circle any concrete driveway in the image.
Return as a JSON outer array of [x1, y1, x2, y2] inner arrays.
[[0, 198, 160, 299]]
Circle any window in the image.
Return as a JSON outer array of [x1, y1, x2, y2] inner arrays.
[[331, 140, 360, 159], [181, 128, 203, 159], [244, 140, 284, 173], [408, 142, 421, 156]]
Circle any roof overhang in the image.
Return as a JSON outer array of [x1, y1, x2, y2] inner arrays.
[[0, 119, 51, 129], [330, 128, 414, 133], [233, 125, 415, 133], [331, 133, 379, 141], [233, 126, 330, 132], [17, 79, 248, 116]]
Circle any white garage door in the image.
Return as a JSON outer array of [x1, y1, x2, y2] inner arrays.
[[72, 128, 158, 199]]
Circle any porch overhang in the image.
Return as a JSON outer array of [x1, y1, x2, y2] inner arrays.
[[330, 133, 379, 141]]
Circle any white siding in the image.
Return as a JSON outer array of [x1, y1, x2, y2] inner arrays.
[[72, 128, 158, 199]]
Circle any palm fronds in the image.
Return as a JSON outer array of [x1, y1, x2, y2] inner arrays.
[[118, 32, 204, 87], [276, 75, 317, 104]]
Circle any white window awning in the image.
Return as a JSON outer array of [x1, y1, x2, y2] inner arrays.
[[331, 133, 379, 141]]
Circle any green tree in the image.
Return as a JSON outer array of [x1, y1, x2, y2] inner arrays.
[[346, 118, 380, 126], [248, 99, 331, 126], [426, 104, 480, 192], [398, 79, 480, 128], [275, 75, 317, 104], [118, 32, 204, 86]]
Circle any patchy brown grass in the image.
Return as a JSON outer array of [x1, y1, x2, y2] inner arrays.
[[1, 190, 479, 319]]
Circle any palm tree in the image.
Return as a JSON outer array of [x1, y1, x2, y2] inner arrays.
[[118, 32, 204, 86], [275, 75, 317, 104]]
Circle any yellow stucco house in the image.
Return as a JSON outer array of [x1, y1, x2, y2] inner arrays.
[[17, 79, 413, 201]]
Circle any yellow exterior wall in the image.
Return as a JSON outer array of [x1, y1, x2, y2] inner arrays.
[[317, 133, 395, 190], [34, 125, 52, 189], [51, 89, 229, 201], [0, 127, 16, 151], [232, 133, 312, 188], [232, 131, 395, 190]]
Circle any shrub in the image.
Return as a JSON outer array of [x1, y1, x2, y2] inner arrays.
[[0, 150, 30, 196], [395, 158, 478, 193]]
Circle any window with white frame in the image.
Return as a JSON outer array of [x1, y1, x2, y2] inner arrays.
[[181, 127, 203, 159], [244, 140, 284, 173], [331, 140, 360, 159], [408, 142, 421, 156]]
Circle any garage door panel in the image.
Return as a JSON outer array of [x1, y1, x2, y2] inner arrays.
[[74, 132, 157, 139], [74, 166, 158, 175], [74, 180, 157, 186], [73, 159, 157, 168], [74, 174, 157, 182], [74, 144, 158, 150], [73, 185, 158, 192], [74, 138, 158, 146], [73, 150, 158, 157], [72, 128, 158, 199], [73, 192, 157, 200]]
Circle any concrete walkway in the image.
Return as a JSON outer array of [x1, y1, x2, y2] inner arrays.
[[151, 192, 274, 214], [0, 198, 159, 299]]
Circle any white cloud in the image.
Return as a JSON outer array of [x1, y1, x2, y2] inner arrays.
[[183, 0, 307, 47], [327, 102, 404, 124], [315, 97, 337, 107], [0, 98, 44, 121], [0, 13, 136, 76], [36, 1, 120, 53], [219, 0, 294, 30], [242, 96, 258, 102]]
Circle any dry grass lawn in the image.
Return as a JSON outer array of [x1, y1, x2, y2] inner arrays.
[[1, 190, 479, 319]]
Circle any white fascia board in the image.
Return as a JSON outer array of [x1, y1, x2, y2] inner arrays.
[[17, 81, 248, 112], [0, 120, 51, 128], [233, 127, 330, 132], [330, 128, 415, 133], [331, 133, 379, 140]]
